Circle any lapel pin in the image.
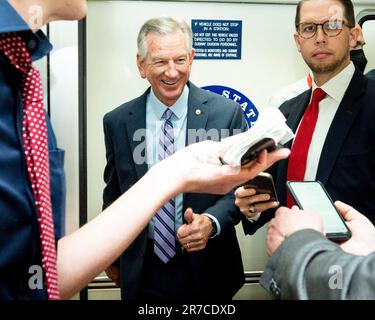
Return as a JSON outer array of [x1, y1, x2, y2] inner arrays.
[[195, 109, 202, 115]]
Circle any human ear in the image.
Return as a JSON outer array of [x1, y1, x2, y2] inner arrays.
[[136, 54, 147, 79], [294, 33, 302, 52], [349, 24, 361, 49]]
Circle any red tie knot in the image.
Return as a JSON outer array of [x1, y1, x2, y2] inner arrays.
[[312, 88, 326, 104]]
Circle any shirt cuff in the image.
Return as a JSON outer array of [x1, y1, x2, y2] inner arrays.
[[246, 211, 261, 223], [202, 213, 221, 238]]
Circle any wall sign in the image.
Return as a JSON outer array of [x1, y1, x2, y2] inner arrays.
[[192, 19, 242, 60], [202, 85, 258, 127]]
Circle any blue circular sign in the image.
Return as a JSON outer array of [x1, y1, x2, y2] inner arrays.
[[202, 85, 258, 127]]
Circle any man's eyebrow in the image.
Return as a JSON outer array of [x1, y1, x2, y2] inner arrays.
[[150, 54, 188, 61], [150, 57, 165, 61]]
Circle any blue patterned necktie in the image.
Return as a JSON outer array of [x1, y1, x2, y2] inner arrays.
[[153, 108, 176, 263]]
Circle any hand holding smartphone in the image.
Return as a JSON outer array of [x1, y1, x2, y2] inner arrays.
[[243, 172, 278, 202], [286, 181, 351, 242]]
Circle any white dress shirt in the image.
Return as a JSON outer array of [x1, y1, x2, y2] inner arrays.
[[303, 62, 355, 180]]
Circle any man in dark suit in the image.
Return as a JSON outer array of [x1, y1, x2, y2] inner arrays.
[[102, 17, 247, 301], [236, 0, 375, 231]]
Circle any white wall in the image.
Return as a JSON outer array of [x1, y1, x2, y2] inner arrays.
[[49, 21, 80, 236]]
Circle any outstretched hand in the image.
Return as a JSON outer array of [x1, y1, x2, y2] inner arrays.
[[158, 140, 290, 195]]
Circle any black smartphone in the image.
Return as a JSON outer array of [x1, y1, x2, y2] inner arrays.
[[286, 181, 351, 242], [243, 172, 278, 202], [240, 138, 276, 166]]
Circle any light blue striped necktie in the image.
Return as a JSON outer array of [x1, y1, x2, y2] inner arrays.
[[153, 108, 176, 263]]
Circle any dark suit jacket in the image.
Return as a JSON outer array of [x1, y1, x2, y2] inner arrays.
[[103, 82, 247, 300], [244, 69, 375, 235], [366, 69, 375, 80]]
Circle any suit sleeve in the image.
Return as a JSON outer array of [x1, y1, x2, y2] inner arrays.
[[102, 115, 123, 268], [102, 115, 122, 210], [260, 229, 375, 299]]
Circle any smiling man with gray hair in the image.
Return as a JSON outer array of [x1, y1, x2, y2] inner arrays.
[[102, 16, 248, 301]]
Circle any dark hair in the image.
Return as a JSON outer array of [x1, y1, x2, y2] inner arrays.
[[295, 0, 355, 28]]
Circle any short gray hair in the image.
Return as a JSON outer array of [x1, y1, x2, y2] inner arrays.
[[137, 17, 193, 59]]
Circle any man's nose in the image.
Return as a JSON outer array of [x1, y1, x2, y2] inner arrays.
[[314, 25, 327, 44], [164, 61, 179, 78]]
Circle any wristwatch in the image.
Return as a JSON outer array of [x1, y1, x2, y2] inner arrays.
[[209, 217, 217, 238]]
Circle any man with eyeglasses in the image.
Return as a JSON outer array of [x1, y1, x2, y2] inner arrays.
[[267, 23, 368, 110], [240, 0, 375, 240]]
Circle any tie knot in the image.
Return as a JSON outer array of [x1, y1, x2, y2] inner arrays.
[[162, 108, 174, 121], [311, 88, 326, 104]]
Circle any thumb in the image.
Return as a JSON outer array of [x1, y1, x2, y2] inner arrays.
[[184, 208, 194, 224], [335, 201, 361, 222]]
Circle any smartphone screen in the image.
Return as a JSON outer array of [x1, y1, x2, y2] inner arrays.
[[287, 181, 351, 241]]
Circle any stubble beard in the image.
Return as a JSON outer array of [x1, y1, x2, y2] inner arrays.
[[304, 51, 348, 75]]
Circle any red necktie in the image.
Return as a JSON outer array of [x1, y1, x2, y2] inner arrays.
[[286, 88, 326, 208], [0, 33, 60, 299]]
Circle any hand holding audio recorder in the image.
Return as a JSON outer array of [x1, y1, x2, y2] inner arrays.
[[220, 107, 294, 166], [243, 172, 278, 202]]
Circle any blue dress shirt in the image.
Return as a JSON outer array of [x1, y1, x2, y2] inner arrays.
[[0, 0, 66, 299], [145, 86, 189, 237], [145, 86, 220, 239]]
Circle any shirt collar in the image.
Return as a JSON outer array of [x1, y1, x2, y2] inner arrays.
[[0, 0, 52, 61], [312, 62, 355, 103], [149, 85, 189, 120], [0, 0, 29, 33]]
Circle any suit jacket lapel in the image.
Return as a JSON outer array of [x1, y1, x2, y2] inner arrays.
[[124, 89, 149, 180], [284, 90, 312, 140], [317, 69, 366, 184], [186, 82, 209, 146], [183, 82, 209, 210], [276, 91, 311, 203]]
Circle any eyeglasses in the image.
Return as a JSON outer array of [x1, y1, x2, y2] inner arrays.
[[296, 20, 352, 39]]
